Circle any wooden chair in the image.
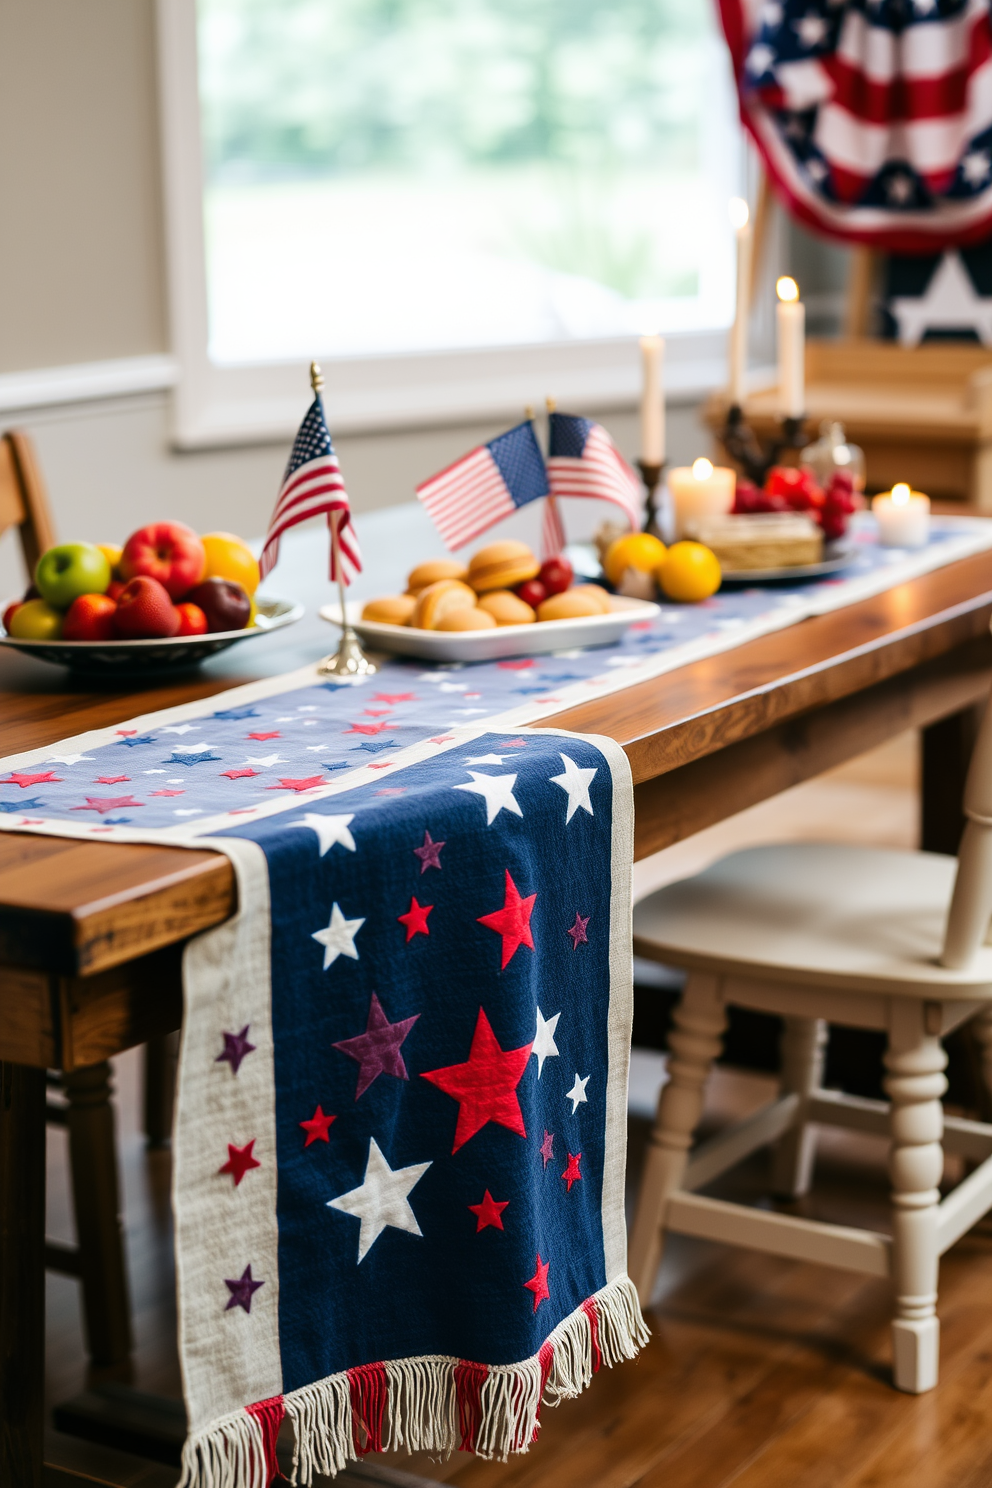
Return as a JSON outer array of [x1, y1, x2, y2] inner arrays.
[[628, 675, 992, 1393], [1, 428, 136, 1366]]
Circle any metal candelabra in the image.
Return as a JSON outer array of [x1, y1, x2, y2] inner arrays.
[[638, 460, 665, 537], [719, 404, 807, 488]]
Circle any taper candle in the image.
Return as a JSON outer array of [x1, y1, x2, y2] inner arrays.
[[639, 334, 665, 465], [776, 276, 805, 418], [728, 198, 752, 405]]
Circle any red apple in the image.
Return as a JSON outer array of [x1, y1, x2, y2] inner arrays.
[[183, 578, 251, 633], [107, 579, 126, 601], [538, 556, 573, 595], [113, 576, 181, 638], [176, 601, 208, 636], [120, 521, 206, 600], [63, 593, 118, 641], [2, 601, 22, 633], [515, 578, 547, 609]]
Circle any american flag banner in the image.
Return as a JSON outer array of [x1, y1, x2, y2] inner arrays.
[[417, 421, 549, 551], [260, 396, 361, 585], [545, 414, 643, 553], [719, 0, 992, 249]]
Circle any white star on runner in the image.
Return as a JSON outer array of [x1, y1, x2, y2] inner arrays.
[[45, 753, 94, 766], [290, 813, 356, 855], [566, 1073, 590, 1113], [550, 754, 596, 823], [311, 903, 365, 969], [793, 13, 827, 46], [465, 754, 508, 766], [454, 771, 522, 825], [160, 724, 197, 735], [532, 1007, 561, 1077], [327, 1137, 431, 1262], [242, 753, 288, 768]]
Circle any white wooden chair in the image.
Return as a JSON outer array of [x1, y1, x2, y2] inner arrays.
[[628, 685, 992, 1393]]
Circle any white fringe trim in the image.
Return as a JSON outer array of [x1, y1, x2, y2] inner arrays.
[[178, 1275, 648, 1488]]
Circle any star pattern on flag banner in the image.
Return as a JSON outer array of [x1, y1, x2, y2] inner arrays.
[[290, 812, 356, 854], [398, 896, 432, 941], [421, 1008, 532, 1152], [327, 1137, 431, 1262], [550, 754, 596, 823], [300, 1105, 337, 1147], [477, 871, 536, 968], [312, 903, 365, 969], [469, 1190, 509, 1232], [532, 1008, 560, 1076], [566, 1074, 590, 1114], [333, 993, 419, 1098], [524, 1254, 551, 1312], [454, 771, 522, 825], [413, 830, 445, 872]]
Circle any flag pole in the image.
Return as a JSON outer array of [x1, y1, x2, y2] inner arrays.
[[312, 361, 376, 679], [543, 397, 563, 558]]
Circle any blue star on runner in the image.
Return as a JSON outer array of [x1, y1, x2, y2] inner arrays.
[[164, 751, 223, 767], [513, 686, 550, 695], [353, 740, 399, 754], [321, 762, 352, 771], [213, 706, 261, 720], [0, 797, 45, 812], [116, 735, 157, 748]]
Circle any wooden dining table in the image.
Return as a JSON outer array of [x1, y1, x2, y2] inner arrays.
[[3, 544, 992, 1487]]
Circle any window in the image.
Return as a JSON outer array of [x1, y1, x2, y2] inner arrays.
[[156, 0, 740, 445]]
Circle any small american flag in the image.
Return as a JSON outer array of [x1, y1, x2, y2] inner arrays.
[[260, 396, 361, 584], [721, 0, 992, 249], [417, 421, 549, 551], [545, 415, 642, 552]]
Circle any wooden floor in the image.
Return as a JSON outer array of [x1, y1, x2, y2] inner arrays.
[[46, 733, 992, 1487]]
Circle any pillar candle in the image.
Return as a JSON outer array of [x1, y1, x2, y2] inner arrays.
[[728, 199, 752, 406], [872, 483, 930, 548], [667, 458, 736, 538], [776, 276, 805, 418], [639, 334, 665, 465]]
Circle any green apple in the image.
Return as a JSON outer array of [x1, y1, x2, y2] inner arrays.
[[9, 599, 64, 640], [35, 543, 111, 609]]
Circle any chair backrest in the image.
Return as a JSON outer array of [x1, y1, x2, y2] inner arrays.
[[0, 429, 57, 582], [942, 673, 992, 967]]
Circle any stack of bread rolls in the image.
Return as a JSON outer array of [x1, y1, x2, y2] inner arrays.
[[361, 541, 612, 630]]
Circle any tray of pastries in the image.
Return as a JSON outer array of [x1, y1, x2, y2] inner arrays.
[[685, 514, 854, 582], [320, 541, 658, 661]]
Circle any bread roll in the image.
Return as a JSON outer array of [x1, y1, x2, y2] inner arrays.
[[478, 590, 536, 626], [571, 583, 612, 613], [468, 540, 539, 593], [411, 579, 479, 630], [406, 558, 469, 594], [361, 594, 417, 625], [435, 606, 498, 631], [537, 589, 608, 621]]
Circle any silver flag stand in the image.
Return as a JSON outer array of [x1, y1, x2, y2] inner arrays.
[[309, 361, 377, 679]]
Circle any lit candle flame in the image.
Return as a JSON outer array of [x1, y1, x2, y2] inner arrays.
[[776, 276, 799, 304], [729, 197, 750, 231], [692, 458, 714, 481], [891, 482, 911, 507]]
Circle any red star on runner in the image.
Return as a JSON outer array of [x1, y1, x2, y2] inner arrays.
[[247, 731, 281, 740], [70, 795, 144, 815], [374, 788, 406, 795], [299, 1105, 336, 1147], [398, 896, 432, 942], [477, 871, 536, 969], [421, 1008, 532, 1152], [221, 767, 259, 780], [2, 771, 62, 789], [540, 1130, 555, 1168], [524, 1254, 550, 1311], [218, 1139, 261, 1187], [561, 1152, 582, 1191], [375, 692, 416, 704], [344, 721, 392, 736], [468, 1189, 509, 1232], [265, 776, 326, 793], [150, 789, 185, 797], [95, 775, 130, 785], [362, 709, 392, 717]]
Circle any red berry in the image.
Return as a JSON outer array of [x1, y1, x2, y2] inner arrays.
[[176, 602, 208, 636], [766, 465, 821, 510], [538, 556, 573, 595], [516, 579, 547, 608]]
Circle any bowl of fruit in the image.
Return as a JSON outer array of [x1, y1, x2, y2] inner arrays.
[[321, 542, 660, 662], [0, 522, 302, 676]]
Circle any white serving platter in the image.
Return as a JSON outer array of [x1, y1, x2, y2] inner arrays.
[[320, 595, 659, 663], [719, 538, 856, 584]]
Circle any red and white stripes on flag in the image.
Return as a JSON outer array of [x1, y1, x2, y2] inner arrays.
[[541, 496, 567, 560], [417, 446, 517, 550], [259, 396, 362, 585], [545, 418, 643, 554]]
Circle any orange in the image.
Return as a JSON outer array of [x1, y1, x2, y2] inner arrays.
[[657, 542, 721, 602], [603, 532, 666, 587], [201, 532, 260, 596]]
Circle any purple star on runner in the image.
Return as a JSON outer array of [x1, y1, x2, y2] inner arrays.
[[567, 912, 590, 949], [540, 1130, 555, 1168], [333, 993, 419, 1099], [224, 1264, 264, 1314], [413, 830, 445, 873], [216, 1024, 256, 1075]]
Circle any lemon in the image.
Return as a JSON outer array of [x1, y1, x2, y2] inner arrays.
[[603, 532, 666, 587], [657, 542, 721, 602], [201, 532, 261, 596]]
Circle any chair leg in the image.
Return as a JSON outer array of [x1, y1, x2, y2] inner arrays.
[[969, 1006, 992, 1118], [63, 1061, 133, 1369], [771, 1016, 827, 1198], [884, 1001, 947, 1393], [628, 973, 726, 1306]]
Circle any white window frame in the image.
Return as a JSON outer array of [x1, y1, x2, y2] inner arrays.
[[156, 0, 742, 450]]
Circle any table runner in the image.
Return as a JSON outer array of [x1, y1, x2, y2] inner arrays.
[[1, 514, 990, 1484]]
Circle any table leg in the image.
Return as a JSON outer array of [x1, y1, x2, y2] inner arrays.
[[0, 1061, 46, 1488], [920, 703, 984, 855]]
